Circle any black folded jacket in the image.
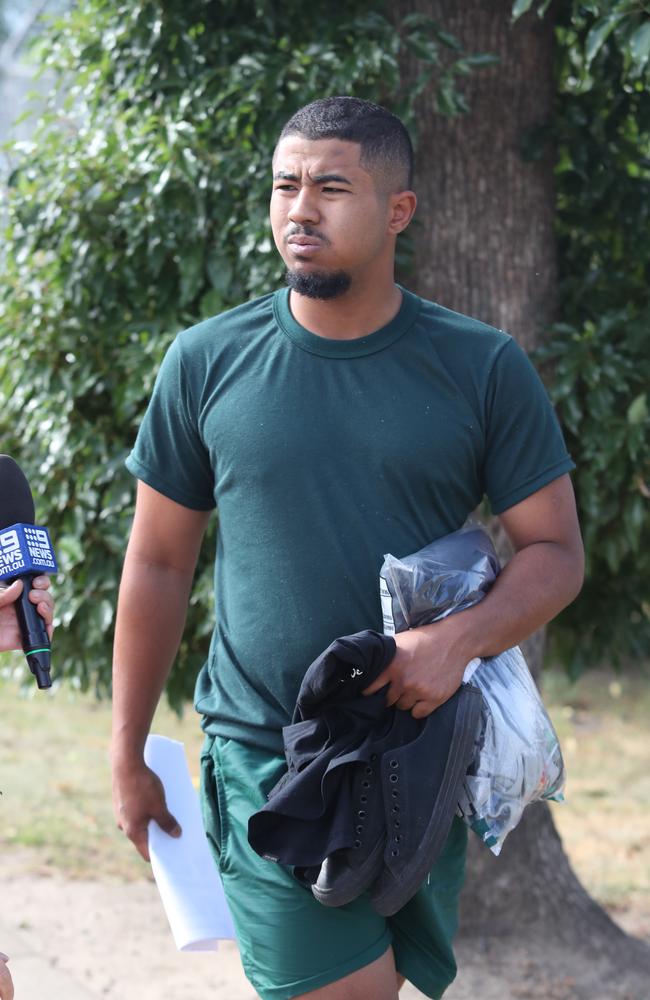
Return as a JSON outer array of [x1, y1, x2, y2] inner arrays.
[[248, 630, 398, 867]]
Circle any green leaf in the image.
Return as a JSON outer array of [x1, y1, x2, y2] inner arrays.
[[629, 21, 650, 66], [406, 33, 439, 64], [511, 0, 535, 21], [627, 393, 647, 424], [461, 53, 500, 68], [585, 14, 625, 66]]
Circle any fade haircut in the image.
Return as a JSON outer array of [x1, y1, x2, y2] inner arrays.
[[277, 96, 414, 192]]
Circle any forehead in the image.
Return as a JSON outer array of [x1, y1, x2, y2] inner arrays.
[[272, 136, 369, 181]]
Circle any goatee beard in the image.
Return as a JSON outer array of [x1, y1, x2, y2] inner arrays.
[[285, 269, 351, 300]]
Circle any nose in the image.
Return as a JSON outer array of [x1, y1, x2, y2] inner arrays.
[[288, 185, 320, 226]]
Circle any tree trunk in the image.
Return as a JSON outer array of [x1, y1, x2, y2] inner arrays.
[[397, 0, 650, 975]]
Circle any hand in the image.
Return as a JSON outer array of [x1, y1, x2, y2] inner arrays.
[[0, 952, 14, 1000], [112, 757, 181, 861], [362, 618, 471, 719], [0, 575, 54, 652]]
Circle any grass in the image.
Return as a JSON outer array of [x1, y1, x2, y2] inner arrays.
[[1, 664, 649, 933], [543, 666, 650, 923], [0, 671, 205, 881]]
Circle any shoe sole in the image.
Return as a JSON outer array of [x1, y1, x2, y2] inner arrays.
[[311, 835, 386, 907]]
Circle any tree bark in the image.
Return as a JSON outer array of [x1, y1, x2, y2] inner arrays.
[[397, 0, 650, 973], [400, 0, 556, 352]]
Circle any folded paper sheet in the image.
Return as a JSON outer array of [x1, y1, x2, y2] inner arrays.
[[144, 734, 236, 950]]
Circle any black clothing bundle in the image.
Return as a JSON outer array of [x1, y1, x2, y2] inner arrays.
[[248, 630, 481, 916]]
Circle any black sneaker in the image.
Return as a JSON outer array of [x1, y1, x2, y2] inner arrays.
[[369, 683, 482, 917], [310, 713, 413, 908]]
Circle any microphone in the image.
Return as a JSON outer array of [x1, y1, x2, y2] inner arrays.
[[0, 455, 58, 689]]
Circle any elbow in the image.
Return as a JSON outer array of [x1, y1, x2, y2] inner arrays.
[[564, 536, 585, 606]]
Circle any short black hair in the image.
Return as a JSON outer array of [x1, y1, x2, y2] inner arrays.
[[277, 96, 414, 192]]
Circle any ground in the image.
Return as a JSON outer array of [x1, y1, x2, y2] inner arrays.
[[0, 667, 648, 999]]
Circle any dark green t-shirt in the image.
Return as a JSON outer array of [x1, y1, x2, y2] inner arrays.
[[127, 287, 574, 752]]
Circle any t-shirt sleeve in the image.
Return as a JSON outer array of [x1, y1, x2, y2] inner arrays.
[[126, 336, 216, 510], [482, 337, 575, 514]]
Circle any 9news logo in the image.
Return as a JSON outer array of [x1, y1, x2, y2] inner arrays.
[[0, 528, 25, 573], [0, 523, 57, 580]]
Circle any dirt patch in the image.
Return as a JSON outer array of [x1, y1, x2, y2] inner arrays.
[[1, 668, 649, 997], [1, 850, 648, 1000]]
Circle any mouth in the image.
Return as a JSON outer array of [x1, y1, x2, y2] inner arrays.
[[286, 235, 324, 257]]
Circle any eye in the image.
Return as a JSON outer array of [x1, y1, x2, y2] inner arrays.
[[275, 183, 296, 192], [322, 186, 347, 194]]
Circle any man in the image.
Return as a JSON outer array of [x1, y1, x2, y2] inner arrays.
[[0, 575, 54, 1000], [111, 97, 583, 1000]]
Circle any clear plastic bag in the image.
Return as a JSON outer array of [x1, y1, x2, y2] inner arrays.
[[379, 524, 565, 855], [380, 524, 499, 635]]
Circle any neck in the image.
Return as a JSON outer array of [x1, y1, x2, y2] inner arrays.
[[289, 278, 403, 341]]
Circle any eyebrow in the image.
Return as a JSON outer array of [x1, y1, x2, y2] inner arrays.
[[273, 171, 353, 185]]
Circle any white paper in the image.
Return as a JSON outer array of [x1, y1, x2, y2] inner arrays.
[[144, 733, 236, 951]]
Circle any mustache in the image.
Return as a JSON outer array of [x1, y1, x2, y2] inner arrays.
[[284, 225, 330, 246]]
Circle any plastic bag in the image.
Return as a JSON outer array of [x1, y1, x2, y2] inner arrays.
[[379, 524, 499, 635], [379, 524, 565, 855]]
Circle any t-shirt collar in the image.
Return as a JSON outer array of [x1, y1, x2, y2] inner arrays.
[[273, 285, 421, 358]]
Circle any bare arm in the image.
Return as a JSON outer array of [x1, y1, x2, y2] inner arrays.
[[364, 474, 584, 716], [0, 953, 13, 1000], [111, 481, 211, 859]]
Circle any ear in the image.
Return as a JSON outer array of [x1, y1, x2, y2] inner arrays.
[[387, 190, 417, 235]]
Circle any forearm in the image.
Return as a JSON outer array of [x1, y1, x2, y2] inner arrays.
[[441, 538, 584, 665], [111, 552, 194, 765], [366, 476, 584, 716]]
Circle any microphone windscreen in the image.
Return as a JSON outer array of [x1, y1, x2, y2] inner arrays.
[[0, 455, 36, 528]]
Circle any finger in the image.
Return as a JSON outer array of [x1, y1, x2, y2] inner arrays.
[[0, 580, 23, 606], [362, 672, 391, 696], [30, 575, 51, 590], [411, 700, 437, 719], [32, 593, 53, 620], [154, 806, 182, 839], [394, 693, 418, 712], [117, 816, 152, 862], [131, 825, 152, 862]]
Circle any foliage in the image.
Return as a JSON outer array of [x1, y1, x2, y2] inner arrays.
[[0, 0, 493, 701], [516, 0, 650, 81], [534, 7, 650, 672], [1, 0, 648, 698]]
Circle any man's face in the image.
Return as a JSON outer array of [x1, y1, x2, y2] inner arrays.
[[270, 136, 393, 298]]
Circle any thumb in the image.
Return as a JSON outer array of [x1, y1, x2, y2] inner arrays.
[[0, 579, 23, 607], [153, 804, 182, 838]]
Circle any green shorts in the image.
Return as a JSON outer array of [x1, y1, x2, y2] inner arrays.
[[199, 734, 467, 1000]]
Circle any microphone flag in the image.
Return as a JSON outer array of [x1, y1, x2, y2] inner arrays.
[[0, 523, 58, 580]]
